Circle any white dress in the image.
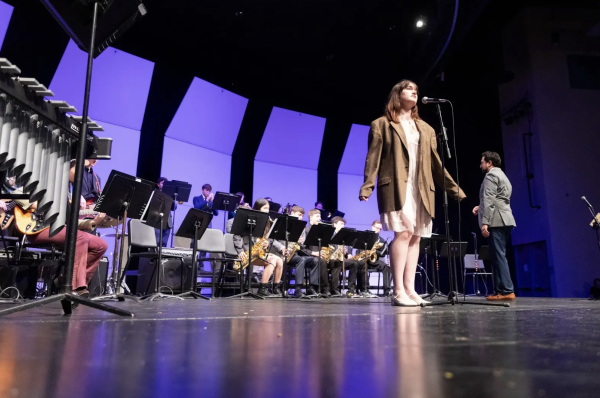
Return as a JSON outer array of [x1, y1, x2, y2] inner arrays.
[[380, 126, 433, 237]]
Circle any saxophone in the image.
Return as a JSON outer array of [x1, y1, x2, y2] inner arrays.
[[285, 243, 301, 263], [351, 239, 384, 262], [322, 245, 345, 262], [234, 237, 269, 271]]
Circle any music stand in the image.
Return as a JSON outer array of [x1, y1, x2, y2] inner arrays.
[[227, 208, 270, 300], [302, 223, 336, 299], [268, 215, 307, 297], [269, 201, 281, 213], [329, 228, 357, 295], [92, 170, 154, 302], [162, 180, 192, 247], [213, 192, 241, 233], [139, 190, 180, 301], [352, 230, 379, 297], [318, 208, 333, 222], [175, 209, 213, 300]]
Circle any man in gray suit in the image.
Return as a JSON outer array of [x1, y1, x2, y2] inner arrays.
[[473, 151, 517, 301]]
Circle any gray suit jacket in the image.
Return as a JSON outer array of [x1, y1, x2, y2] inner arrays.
[[478, 167, 516, 228]]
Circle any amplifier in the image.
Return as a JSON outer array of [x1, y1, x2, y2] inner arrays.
[[89, 256, 109, 297], [137, 257, 194, 295]]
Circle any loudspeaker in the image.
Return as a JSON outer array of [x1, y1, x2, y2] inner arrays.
[[136, 257, 193, 295], [89, 256, 109, 297]]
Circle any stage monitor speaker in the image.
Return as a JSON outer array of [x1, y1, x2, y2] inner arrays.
[[137, 257, 193, 295], [40, 0, 147, 58], [89, 256, 109, 297]]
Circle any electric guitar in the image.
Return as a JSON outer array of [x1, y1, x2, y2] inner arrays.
[[0, 201, 18, 230], [13, 206, 49, 235]]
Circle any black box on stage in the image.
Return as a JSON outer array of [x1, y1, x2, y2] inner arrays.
[[89, 256, 109, 297], [136, 257, 194, 295], [0, 257, 56, 299]]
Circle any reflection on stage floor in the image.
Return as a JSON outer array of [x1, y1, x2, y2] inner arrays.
[[0, 297, 598, 398]]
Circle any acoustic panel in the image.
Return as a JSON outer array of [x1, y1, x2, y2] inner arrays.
[[255, 107, 326, 170], [161, 137, 231, 233], [165, 77, 248, 155], [339, 124, 370, 176], [253, 161, 317, 216], [0, 1, 13, 52], [49, 40, 154, 130]]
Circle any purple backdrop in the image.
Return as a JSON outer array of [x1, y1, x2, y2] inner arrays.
[[160, 137, 233, 236], [0, 1, 12, 52], [49, 40, 154, 130], [165, 77, 248, 155], [254, 107, 325, 211]]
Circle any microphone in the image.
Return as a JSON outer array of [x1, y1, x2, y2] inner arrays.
[[582, 196, 593, 209], [421, 97, 448, 104]]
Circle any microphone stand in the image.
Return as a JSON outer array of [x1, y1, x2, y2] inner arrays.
[[427, 103, 509, 308]]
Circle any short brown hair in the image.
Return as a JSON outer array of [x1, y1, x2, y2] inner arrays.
[[372, 220, 382, 227], [482, 151, 501, 167], [385, 80, 421, 123], [331, 216, 346, 225], [202, 183, 212, 191], [291, 205, 305, 215], [308, 209, 321, 218]]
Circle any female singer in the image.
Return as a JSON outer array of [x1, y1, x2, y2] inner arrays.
[[359, 80, 465, 307], [233, 198, 285, 296]]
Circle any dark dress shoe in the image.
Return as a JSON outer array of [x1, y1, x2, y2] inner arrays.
[[293, 289, 305, 298]]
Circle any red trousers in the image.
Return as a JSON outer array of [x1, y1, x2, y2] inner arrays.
[[28, 228, 108, 290]]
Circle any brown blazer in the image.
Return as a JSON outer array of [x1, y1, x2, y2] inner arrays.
[[359, 116, 465, 218]]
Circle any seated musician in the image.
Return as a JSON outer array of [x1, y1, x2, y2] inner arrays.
[[326, 216, 362, 298], [265, 205, 308, 298], [232, 198, 284, 297], [192, 183, 219, 223], [6, 162, 108, 298], [298, 209, 330, 297], [81, 159, 101, 205], [353, 220, 391, 298]]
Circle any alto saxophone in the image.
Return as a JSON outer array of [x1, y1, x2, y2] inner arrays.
[[234, 237, 268, 271], [323, 245, 345, 262], [285, 243, 301, 263]]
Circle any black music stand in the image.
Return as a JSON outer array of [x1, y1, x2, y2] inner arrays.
[[175, 209, 213, 300], [269, 201, 282, 213], [162, 180, 191, 247], [227, 208, 270, 300], [440, 242, 468, 295], [268, 215, 307, 297], [213, 192, 241, 233], [140, 190, 180, 301], [302, 223, 336, 299], [420, 237, 446, 300], [269, 211, 282, 220], [92, 170, 155, 302], [318, 208, 333, 222], [352, 231, 379, 297], [329, 228, 357, 295]]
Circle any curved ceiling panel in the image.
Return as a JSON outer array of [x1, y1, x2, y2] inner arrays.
[[165, 77, 248, 155]]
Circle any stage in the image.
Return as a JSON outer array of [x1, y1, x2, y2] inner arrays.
[[0, 297, 598, 398]]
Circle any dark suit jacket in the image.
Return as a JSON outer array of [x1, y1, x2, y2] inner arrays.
[[193, 195, 219, 216], [359, 116, 466, 217]]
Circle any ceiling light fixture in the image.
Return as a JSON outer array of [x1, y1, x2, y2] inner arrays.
[[416, 20, 425, 28]]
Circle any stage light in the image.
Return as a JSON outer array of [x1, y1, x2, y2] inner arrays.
[[416, 20, 425, 28]]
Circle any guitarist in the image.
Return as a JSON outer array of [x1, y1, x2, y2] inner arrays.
[[13, 162, 108, 298]]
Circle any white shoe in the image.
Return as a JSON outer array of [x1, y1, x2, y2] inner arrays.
[[408, 292, 430, 306], [391, 294, 418, 307]]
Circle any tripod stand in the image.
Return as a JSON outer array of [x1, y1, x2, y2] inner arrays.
[[427, 102, 509, 308]]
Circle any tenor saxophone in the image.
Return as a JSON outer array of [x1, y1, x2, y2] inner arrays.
[[234, 237, 268, 271], [285, 243, 301, 263]]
